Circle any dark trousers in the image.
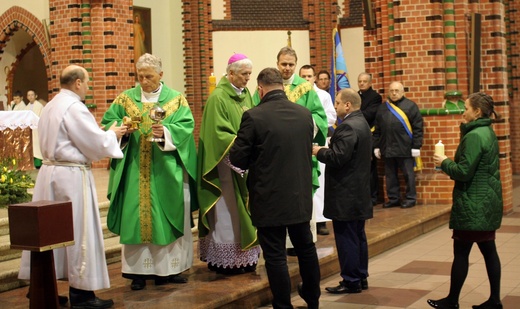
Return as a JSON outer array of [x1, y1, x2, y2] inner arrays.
[[257, 222, 321, 309], [370, 153, 379, 204], [332, 220, 368, 283], [384, 156, 416, 203]]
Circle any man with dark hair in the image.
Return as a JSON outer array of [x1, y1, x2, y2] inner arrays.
[[230, 67, 321, 309], [11, 90, 26, 111], [358, 72, 383, 205], [299, 64, 336, 235], [316, 70, 331, 92], [18, 65, 127, 308]]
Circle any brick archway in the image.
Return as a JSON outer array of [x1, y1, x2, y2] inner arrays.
[[0, 6, 53, 99]]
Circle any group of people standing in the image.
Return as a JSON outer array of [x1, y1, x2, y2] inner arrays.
[[17, 46, 504, 309], [2, 90, 45, 168]]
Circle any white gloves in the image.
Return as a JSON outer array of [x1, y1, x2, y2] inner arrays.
[[374, 148, 381, 159], [411, 149, 420, 157]]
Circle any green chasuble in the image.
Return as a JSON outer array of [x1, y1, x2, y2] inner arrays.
[[101, 83, 197, 245], [197, 77, 257, 249], [253, 75, 328, 191]]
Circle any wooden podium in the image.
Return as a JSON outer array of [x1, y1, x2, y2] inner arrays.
[[8, 200, 74, 309]]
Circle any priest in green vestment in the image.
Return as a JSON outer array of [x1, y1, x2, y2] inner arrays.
[[253, 46, 328, 193], [197, 54, 260, 274], [101, 53, 197, 290]]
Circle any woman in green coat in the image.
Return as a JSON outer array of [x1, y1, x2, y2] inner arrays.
[[429, 93, 503, 309]]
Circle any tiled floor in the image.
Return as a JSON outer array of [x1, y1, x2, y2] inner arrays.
[[282, 205, 520, 308]]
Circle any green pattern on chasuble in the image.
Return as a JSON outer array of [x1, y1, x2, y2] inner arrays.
[[102, 85, 197, 246], [197, 77, 257, 250]]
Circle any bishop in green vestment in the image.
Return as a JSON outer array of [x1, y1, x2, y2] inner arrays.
[[101, 53, 197, 289], [197, 54, 260, 274]]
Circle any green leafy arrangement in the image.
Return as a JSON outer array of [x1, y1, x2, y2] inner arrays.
[[0, 158, 35, 207]]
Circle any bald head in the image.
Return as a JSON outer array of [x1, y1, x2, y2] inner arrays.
[[60, 65, 89, 100], [388, 81, 405, 102]]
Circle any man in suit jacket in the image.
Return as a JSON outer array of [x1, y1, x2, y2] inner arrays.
[[312, 88, 374, 294], [358, 72, 383, 205], [230, 68, 321, 309]]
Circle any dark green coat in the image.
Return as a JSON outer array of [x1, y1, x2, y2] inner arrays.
[[441, 118, 503, 231]]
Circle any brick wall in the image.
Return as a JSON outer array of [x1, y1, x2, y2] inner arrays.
[[0, 6, 52, 100], [363, 0, 514, 213], [46, 0, 134, 167]]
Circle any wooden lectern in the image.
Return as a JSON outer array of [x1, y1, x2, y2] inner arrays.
[[8, 200, 74, 309]]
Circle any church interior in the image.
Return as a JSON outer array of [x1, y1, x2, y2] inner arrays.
[[0, 0, 519, 308]]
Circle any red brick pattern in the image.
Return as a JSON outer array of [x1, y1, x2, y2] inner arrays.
[[364, 0, 514, 213], [0, 6, 52, 100]]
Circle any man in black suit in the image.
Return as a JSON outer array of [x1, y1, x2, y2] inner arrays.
[[230, 68, 321, 309], [358, 72, 382, 205], [312, 88, 373, 294]]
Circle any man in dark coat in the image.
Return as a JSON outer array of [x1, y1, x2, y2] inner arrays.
[[312, 88, 373, 294], [373, 82, 423, 208], [230, 68, 320, 309], [358, 72, 382, 205]]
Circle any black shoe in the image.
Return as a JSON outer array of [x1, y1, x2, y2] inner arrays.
[[26, 291, 68, 305], [154, 277, 168, 286], [317, 222, 330, 235], [401, 200, 416, 208], [361, 278, 368, 290], [472, 300, 503, 309], [383, 201, 400, 208], [216, 266, 246, 275], [286, 248, 297, 256], [325, 281, 362, 294], [130, 279, 146, 290], [243, 264, 257, 273], [427, 298, 459, 309], [168, 274, 188, 283], [71, 297, 114, 309]]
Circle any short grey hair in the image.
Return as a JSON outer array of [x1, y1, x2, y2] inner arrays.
[[226, 58, 253, 75], [136, 53, 162, 73]]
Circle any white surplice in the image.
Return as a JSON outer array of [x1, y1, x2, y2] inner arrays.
[[18, 89, 123, 291]]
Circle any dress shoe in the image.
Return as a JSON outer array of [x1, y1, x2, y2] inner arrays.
[[427, 298, 459, 309], [26, 291, 68, 305], [243, 264, 257, 273], [325, 281, 362, 294], [317, 222, 330, 235], [297, 282, 319, 309], [383, 201, 400, 208], [216, 266, 246, 275], [361, 278, 368, 290], [286, 248, 297, 256], [168, 274, 188, 283], [401, 200, 416, 208], [130, 279, 146, 290], [71, 297, 114, 309], [472, 300, 503, 309], [154, 277, 168, 286]]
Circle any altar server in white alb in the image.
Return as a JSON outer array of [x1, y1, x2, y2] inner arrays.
[[18, 65, 127, 309]]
